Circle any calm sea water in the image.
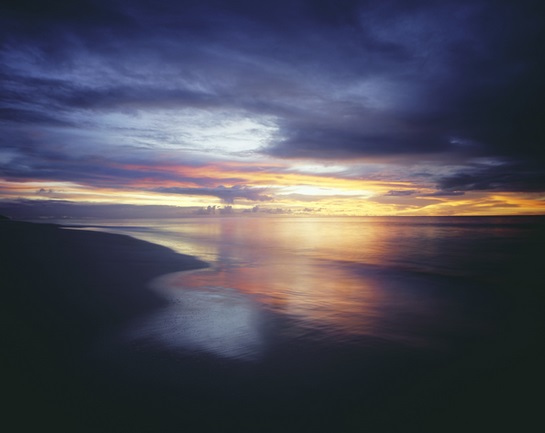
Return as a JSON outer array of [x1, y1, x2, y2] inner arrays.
[[28, 215, 544, 431], [52, 216, 544, 361]]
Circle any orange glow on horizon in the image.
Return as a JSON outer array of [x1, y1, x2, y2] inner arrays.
[[1, 164, 544, 217]]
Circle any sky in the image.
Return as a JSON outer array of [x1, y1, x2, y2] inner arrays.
[[1, 0, 544, 217]]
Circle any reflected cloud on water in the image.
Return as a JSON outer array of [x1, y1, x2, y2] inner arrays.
[[121, 283, 265, 361], [100, 217, 521, 361], [156, 261, 453, 350]]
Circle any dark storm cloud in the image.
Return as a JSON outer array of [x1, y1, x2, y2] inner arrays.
[[266, 1, 545, 164], [0, 199, 197, 219], [385, 190, 417, 197], [0, 107, 71, 126], [269, 120, 451, 159], [437, 161, 545, 193], [1, 0, 545, 193], [0, 140, 234, 189], [154, 185, 272, 203], [421, 190, 465, 197], [1, 72, 213, 112]]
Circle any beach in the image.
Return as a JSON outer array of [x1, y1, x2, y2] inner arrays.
[[1, 219, 209, 431], [2, 217, 545, 432]]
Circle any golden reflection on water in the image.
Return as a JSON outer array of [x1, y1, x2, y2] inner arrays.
[[159, 263, 385, 339], [57, 216, 543, 433], [72, 216, 524, 355], [150, 217, 445, 344], [67, 217, 528, 360]]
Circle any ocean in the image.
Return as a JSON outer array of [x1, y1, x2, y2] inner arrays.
[[40, 215, 545, 431]]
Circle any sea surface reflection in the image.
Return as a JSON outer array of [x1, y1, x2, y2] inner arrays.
[[60, 216, 543, 359], [31, 216, 545, 432], [122, 284, 265, 360]]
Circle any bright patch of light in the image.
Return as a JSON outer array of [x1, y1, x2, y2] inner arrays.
[[280, 185, 374, 197], [121, 285, 264, 361], [1, 180, 82, 190], [86, 109, 277, 157], [292, 164, 349, 174]]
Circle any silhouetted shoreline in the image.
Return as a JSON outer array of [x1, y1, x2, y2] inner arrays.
[[1, 219, 208, 431]]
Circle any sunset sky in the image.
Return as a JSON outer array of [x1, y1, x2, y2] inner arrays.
[[1, 0, 544, 217]]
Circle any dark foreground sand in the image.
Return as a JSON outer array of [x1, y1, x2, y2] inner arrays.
[[1, 220, 208, 431], [2, 219, 545, 433]]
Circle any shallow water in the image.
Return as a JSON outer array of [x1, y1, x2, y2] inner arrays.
[[51, 216, 545, 361]]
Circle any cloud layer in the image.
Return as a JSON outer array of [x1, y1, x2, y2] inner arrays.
[[1, 0, 544, 215]]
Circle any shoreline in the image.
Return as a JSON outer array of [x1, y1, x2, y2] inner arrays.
[[1, 219, 209, 431], [1, 219, 209, 336]]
